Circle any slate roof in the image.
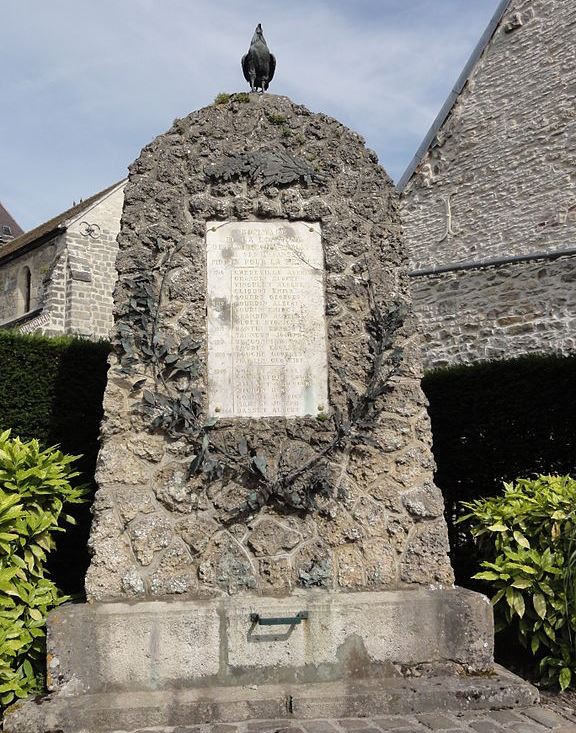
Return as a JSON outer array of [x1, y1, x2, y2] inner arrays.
[[0, 202, 24, 241], [0, 181, 125, 263], [396, 0, 511, 192]]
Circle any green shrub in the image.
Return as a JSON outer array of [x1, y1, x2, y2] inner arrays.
[[0, 430, 86, 709], [0, 330, 109, 594], [423, 354, 576, 583], [461, 475, 576, 690]]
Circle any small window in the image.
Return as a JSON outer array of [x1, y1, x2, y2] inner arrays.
[[16, 266, 32, 316], [2, 225, 11, 236]]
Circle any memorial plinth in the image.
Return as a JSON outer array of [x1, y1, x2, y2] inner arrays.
[[3, 95, 536, 733]]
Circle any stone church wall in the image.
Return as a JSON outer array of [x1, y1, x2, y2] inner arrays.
[[412, 254, 576, 370], [0, 241, 61, 325], [0, 184, 124, 339], [402, 0, 576, 368], [62, 186, 123, 338]]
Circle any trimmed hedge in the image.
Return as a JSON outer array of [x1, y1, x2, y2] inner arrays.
[[423, 354, 576, 584], [0, 331, 110, 594], [2, 331, 575, 594]]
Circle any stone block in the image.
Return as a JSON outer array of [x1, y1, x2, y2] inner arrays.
[[43, 587, 492, 698], [46, 600, 220, 695], [3, 668, 539, 733]]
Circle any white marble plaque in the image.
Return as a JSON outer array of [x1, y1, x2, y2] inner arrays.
[[206, 220, 329, 418]]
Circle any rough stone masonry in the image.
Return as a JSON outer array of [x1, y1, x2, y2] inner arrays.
[[85, 94, 454, 602], [5, 94, 538, 733], [401, 0, 576, 369]]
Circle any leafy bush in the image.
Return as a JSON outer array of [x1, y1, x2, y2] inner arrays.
[[0, 430, 86, 710], [461, 475, 576, 690], [423, 355, 576, 584], [0, 330, 109, 594]]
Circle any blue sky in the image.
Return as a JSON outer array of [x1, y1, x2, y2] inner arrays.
[[1, 0, 502, 231]]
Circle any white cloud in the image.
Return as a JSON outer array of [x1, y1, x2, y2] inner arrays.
[[0, 0, 502, 228]]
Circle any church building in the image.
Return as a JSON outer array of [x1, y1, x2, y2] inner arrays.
[[0, 181, 125, 339], [400, 0, 576, 369], [0, 202, 24, 245]]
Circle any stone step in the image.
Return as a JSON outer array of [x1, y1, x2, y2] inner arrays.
[[3, 666, 538, 733]]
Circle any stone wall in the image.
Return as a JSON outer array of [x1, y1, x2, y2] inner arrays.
[[402, 0, 576, 368], [0, 240, 60, 325], [412, 254, 576, 370], [86, 95, 454, 602], [0, 184, 124, 339], [403, 0, 576, 270]]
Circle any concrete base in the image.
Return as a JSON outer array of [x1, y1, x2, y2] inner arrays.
[[4, 668, 539, 733], [47, 587, 495, 694], [3, 588, 539, 733]]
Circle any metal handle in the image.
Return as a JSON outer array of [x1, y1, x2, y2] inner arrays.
[[250, 611, 308, 626]]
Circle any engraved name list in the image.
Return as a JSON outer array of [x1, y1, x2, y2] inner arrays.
[[206, 220, 329, 418]]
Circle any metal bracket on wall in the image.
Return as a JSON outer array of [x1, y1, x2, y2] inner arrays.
[[250, 612, 308, 626]]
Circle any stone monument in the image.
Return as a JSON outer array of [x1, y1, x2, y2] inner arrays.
[[4, 95, 536, 733]]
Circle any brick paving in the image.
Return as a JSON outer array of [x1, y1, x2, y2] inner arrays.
[[111, 706, 576, 733]]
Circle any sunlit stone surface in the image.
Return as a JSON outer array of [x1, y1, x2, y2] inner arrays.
[[206, 220, 328, 418]]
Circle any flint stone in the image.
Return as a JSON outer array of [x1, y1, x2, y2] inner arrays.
[[247, 518, 302, 556], [127, 513, 173, 566], [402, 482, 445, 519]]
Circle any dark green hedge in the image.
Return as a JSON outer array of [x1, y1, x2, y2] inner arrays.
[[0, 330, 110, 594], [2, 331, 574, 593], [422, 354, 576, 584]]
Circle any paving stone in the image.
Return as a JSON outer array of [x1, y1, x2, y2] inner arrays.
[[452, 713, 489, 724], [468, 720, 506, 733], [416, 714, 459, 730], [246, 722, 296, 731], [522, 709, 574, 729], [337, 720, 374, 730], [506, 724, 548, 733], [302, 722, 341, 733], [113, 708, 576, 733], [486, 712, 526, 725], [371, 718, 420, 730]]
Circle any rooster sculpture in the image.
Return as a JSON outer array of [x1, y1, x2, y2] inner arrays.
[[241, 24, 276, 93]]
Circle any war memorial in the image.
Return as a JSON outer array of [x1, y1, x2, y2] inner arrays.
[[4, 24, 543, 733]]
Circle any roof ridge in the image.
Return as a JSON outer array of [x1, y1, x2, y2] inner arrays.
[[0, 179, 126, 262]]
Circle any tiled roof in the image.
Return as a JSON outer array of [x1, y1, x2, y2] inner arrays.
[[0, 180, 125, 263], [0, 202, 24, 241]]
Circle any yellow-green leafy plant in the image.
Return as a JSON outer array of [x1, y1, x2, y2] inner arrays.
[[461, 475, 576, 690], [0, 430, 86, 710]]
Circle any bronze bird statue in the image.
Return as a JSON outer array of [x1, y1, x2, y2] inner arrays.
[[241, 23, 276, 93]]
